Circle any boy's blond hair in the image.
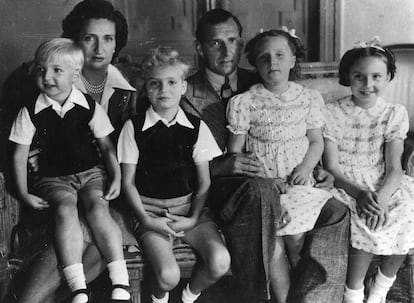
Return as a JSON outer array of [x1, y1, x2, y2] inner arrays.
[[141, 46, 190, 79], [34, 38, 84, 70]]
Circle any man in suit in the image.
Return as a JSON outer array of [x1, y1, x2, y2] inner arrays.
[[181, 8, 350, 303]]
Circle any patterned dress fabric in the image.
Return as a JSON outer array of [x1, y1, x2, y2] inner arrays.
[[325, 96, 414, 254], [227, 82, 331, 236]]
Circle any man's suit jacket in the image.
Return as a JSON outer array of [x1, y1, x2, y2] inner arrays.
[[181, 67, 256, 151]]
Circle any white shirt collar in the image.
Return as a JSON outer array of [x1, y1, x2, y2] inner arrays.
[[142, 106, 194, 131], [205, 67, 238, 93], [34, 86, 89, 117]]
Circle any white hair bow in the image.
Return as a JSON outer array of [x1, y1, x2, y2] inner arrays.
[[353, 35, 384, 50], [281, 26, 299, 39]]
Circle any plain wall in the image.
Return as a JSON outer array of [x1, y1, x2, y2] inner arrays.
[[340, 0, 414, 55]]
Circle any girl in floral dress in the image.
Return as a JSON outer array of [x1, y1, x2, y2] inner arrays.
[[226, 29, 332, 303], [324, 40, 414, 303]]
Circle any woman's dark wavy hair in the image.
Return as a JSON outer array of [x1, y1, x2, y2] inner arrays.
[[338, 46, 396, 86], [61, 0, 128, 59], [245, 29, 306, 80]]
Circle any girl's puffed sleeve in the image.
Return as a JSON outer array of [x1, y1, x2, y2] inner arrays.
[[226, 92, 251, 135], [323, 102, 343, 144], [306, 89, 326, 129], [384, 104, 409, 142]]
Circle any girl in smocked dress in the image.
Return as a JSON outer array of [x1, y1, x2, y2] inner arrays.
[[324, 39, 414, 303], [226, 29, 332, 303]]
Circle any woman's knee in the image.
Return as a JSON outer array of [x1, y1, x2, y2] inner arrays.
[[155, 264, 181, 291]]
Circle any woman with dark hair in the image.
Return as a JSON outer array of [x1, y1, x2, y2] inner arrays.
[[11, 1, 136, 302]]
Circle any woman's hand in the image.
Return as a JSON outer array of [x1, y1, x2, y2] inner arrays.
[[356, 190, 382, 217], [142, 216, 185, 238], [165, 213, 198, 233], [20, 193, 49, 210], [289, 164, 311, 185]]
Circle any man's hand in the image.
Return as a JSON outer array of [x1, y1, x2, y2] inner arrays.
[[273, 178, 288, 194], [214, 153, 265, 177], [166, 213, 198, 233], [313, 166, 334, 190], [20, 193, 49, 210]]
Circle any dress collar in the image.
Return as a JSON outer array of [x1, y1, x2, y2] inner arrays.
[[339, 95, 387, 118], [251, 81, 305, 102], [142, 106, 195, 131], [34, 86, 89, 115]]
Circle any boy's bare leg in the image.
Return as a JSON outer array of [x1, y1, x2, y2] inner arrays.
[[184, 222, 231, 294]]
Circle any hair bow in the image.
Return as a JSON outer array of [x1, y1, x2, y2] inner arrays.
[[281, 26, 299, 39], [353, 35, 384, 51]]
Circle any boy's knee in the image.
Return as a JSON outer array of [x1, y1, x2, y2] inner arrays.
[[206, 248, 231, 280], [55, 203, 77, 220], [156, 264, 181, 291]]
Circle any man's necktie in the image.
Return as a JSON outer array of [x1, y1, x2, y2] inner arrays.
[[220, 76, 232, 103]]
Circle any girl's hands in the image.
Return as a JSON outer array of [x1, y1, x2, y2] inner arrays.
[[357, 190, 389, 231], [165, 213, 198, 233], [142, 216, 185, 238], [289, 164, 311, 185], [356, 190, 382, 217], [20, 193, 49, 210]]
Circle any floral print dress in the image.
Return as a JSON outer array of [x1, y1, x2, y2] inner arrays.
[[227, 82, 332, 236], [325, 96, 414, 254]]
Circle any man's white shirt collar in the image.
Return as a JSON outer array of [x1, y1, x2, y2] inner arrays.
[[205, 67, 237, 93], [34, 86, 89, 117], [142, 106, 194, 131]]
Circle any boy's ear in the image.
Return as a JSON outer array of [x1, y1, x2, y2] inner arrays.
[[72, 67, 82, 82], [181, 79, 188, 95]]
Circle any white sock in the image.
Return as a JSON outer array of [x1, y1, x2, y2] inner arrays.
[[343, 285, 364, 303], [151, 292, 169, 303], [181, 283, 201, 303], [367, 268, 396, 303], [107, 259, 130, 300], [62, 263, 88, 303]]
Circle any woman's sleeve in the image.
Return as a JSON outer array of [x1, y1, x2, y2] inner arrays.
[[323, 103, 342, 144], [226, 93, 251, 135], [306, 90, 326, 129], [384, 104, 409, 142]]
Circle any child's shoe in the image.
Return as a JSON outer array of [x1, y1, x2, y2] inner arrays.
[[366, 268, 395, 303], [71, 288, 90, 303]]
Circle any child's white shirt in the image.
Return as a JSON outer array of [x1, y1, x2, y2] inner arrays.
[[9, 86, 114, 145], [117, 106, 222, 164]]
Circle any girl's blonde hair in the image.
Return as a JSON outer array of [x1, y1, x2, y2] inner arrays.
[[140, 46, 190, 79], [35, 38, 84, 70]]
